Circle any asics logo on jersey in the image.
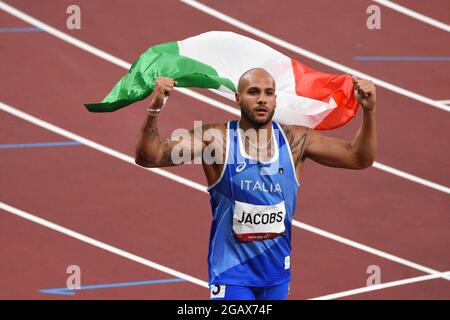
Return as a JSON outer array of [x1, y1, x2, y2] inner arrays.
[[236, 163, 247, 172]]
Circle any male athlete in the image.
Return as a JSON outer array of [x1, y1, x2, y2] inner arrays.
[[135, 68, 376, 300]]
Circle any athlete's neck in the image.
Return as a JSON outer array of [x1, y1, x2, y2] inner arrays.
[[238, 118, 275, 161], [238, 118, 273, 143]]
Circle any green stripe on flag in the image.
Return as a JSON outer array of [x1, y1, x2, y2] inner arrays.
[[84, 41, 235, 112]]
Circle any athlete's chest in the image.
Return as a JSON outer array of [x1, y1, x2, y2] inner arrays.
[[229, 162, 288, 195]]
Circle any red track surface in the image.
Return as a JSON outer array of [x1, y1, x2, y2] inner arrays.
[[0, 0, 449, 299]]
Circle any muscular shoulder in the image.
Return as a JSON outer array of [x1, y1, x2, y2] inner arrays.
[[280, 124, 320, 161], [201, 123, 227, 136], [202, 123, 227, 132], [172, 123, 226, 147], [195, 123, 227, 146], [280, 124, 311, 146]]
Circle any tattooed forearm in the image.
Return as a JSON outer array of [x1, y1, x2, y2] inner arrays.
[[141, 122, 159, 137], [156, 139, 175, 166], [135, 115, 175, 167]]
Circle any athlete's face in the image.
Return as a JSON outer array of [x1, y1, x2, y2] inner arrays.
[[236, 70, 277, 126]]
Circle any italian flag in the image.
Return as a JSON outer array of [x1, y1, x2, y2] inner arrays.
[[85, 31, 358, 130]]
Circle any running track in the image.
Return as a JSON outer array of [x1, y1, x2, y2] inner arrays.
[[0, 0, 449, 299]]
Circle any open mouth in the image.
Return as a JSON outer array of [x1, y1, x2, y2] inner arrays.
[[254, 107, 269, 115]]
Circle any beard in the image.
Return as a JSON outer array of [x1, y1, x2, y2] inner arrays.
[[240, 105, 275, 127]]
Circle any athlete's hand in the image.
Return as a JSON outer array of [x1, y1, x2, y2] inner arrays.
[[353, 76, 376, 111], [149, 77, 177, 110]]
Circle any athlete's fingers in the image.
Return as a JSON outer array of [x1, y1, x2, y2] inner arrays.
[[158, 82, 175, 96], [359, 84, 374, 95], [358, 84, 371, 93]]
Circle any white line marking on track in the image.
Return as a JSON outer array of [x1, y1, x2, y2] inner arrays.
[[178, 0, 450, 112], [0, 102, 206, 193], [0, 1, 240, 118], [2, 1, 449, 298], [372, 162, 450, 194], [3, 199, 448, 300], [294, 221, 450, 279], [437, 100, 450, 105], [1, 101, 448, 282], [373, 0, 450, 33], [0, 1, 448, 194], [0, 201, 209, 288], [310, 271, 450, 300]]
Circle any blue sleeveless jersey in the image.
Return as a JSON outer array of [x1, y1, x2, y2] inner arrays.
[[207, 120, 300, 287]]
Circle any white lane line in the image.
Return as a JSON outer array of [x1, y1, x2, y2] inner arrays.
[[294, 221, 450, 279], [373, 0, 450, 33], [0, 0, 130, 69], [0, 1, 448, 195], [437, 100, 450, 105], [1, 101, 448, 282], [310, 271, 450, 300], [0, 0, 240, 118], [372, 162, 450, 194], [0, 102, 206, 193], [0, 201, 209, 288], [3, 1, 448, 297], [178, 0, 449, 112]]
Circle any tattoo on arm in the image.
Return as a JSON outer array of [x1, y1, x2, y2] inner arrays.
[[136, 115, 178, 167], [158, 139, 176, 166], [292, 132, 308, 167], [141, 125, 158, 138], [283, 125, 308, 167]]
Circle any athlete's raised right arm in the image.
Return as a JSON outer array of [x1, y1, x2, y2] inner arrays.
[[134, 77, 205, 168]]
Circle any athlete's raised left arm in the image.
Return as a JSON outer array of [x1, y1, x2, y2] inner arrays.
[[288, 76, 377, 169]]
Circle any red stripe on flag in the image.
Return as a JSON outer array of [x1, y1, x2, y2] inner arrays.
[[291, 59, 359, 130]]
